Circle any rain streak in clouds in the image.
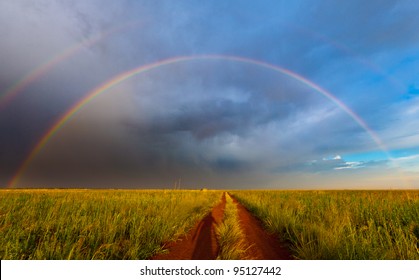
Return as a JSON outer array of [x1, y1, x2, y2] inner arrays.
[[1, 0, 419, 188]]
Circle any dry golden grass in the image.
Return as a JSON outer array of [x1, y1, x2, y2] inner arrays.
[[0, 189, 221, 259], [216, 193, 247, 260], [232, 190, 419, 259]]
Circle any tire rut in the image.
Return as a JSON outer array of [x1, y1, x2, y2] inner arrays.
[[230, 194, 293, 260], [152, 192, 226, 260]]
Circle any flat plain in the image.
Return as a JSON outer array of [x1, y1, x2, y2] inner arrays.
[[0, 189, 418, 259]]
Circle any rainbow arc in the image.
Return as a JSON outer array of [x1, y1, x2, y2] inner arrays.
[[8, 54, 392, 187]]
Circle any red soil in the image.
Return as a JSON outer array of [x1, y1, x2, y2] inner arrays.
[[152, 193, 226, 260], [230, 195, 293, 259], [152, 192, 293, 260]]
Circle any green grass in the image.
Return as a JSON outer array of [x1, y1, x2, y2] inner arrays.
[[0, 189, 221, 259], [216, 193, 247, 260], [231, 190, 419, 260], [3, 189, 417, 260]]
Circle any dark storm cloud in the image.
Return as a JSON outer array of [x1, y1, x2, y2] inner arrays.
[[119, 68, 311, 174], [132, 94, 284, 140], [1, 1, 419, 188]]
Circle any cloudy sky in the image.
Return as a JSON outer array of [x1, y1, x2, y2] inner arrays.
[[1, 0, 419, 189]]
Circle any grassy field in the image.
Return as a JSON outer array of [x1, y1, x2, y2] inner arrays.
[[1, 189, 418, 260], [0, 189, 221, 259], [232, 190, 419, 259]]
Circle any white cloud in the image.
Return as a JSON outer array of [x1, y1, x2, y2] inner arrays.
[[334, 161, 364, 170], [322, 155, 342, 161]]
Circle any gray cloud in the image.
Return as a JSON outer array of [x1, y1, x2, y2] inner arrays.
[[1, 1, 419, 188]]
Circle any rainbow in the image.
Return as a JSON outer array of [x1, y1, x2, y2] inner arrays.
[[0, 20, 143, 111], [8, 54, 391, 187]]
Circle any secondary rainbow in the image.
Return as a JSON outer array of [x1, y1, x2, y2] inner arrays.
[[0, 20, 143, 111], [8, 54, 390, 187]]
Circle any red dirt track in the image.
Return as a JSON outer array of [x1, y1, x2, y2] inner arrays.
[[231, 195, 293, 260], [152, 192, 293, 260], [152, 193, 226, 260]]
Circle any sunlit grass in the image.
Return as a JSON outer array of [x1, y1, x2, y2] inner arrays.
[[216, 193, 247, 260], [3, 189, 417, 260], [232, 190, 419, 260], [0, 189, 221, 259]]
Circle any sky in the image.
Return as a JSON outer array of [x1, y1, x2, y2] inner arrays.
[[1, 0, 419, 189]]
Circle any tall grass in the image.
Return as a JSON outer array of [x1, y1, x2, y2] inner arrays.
[[216, 193, 247, 260], [0, 189, 221, 259], [232, 190, 419, 259]]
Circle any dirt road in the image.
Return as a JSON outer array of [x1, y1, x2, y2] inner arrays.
[[152, 192, 292, 260], [230, 194, 292, 259]]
